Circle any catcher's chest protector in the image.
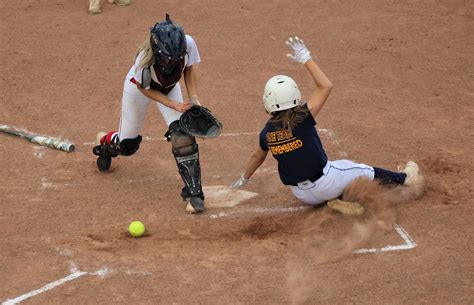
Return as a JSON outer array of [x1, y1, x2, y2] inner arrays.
[[150, 60, 185, 95]]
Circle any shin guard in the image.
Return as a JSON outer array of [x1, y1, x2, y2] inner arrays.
[[167, 121, 205, 213]]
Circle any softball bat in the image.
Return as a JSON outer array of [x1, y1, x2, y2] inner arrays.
[[0, 124, 75, 152]]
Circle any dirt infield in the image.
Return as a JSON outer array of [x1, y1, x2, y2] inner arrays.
[[1, 0, 473, 304]]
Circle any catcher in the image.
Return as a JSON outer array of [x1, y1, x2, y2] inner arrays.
[[93, 14, 221, 213]]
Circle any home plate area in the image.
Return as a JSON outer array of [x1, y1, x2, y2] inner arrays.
[[203, 185, 258, 208]]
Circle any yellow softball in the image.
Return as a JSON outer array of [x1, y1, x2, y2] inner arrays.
[[128, 220, 145, 237]]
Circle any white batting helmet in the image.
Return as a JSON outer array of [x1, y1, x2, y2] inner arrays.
[[263, 75, 302, 114]]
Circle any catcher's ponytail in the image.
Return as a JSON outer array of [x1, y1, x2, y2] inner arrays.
[[270, 105, 308, 131], [135, 39, 155, 72]]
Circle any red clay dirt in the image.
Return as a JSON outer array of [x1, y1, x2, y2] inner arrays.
[[1, 1, 473, 304]]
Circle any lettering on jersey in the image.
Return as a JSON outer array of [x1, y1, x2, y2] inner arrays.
[[266, 129, 303, 155]]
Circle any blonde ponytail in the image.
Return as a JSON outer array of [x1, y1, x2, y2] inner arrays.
[[135, 39, 155, 71]]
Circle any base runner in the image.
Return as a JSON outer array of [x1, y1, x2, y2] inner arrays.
[[231, 36, 422, 208]]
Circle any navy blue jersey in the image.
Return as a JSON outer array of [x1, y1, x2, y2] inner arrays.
[[259, 106, 328, 185]]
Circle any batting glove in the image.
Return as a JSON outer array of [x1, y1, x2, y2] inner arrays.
[[286, 36, 312, 64], [230, 174, 249, 189]]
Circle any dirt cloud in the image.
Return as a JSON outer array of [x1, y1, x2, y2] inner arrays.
[[287, 174, 425, 304]]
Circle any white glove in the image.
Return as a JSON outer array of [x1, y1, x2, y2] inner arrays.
[[286, 36, 312, 64], [230, 174, 249, 189]]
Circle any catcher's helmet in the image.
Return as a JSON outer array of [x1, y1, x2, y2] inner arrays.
[[150, 14, 187, 75], [263, 75, 302, 114]]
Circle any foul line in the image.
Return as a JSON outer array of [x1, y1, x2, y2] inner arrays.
[[2, 226, 415, 304], [83, 132, 259, 145], [83, 129, 337, 145], [2, 265, 110, 305], [353, 224, 417, 254]]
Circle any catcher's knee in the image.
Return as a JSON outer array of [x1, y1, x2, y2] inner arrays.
[[167, 120, 198, 156], [119, 136, 142, 156]]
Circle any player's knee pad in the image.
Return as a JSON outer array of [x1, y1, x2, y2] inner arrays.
[[119, 135, 142, 156], [167, 120, 198, 157]]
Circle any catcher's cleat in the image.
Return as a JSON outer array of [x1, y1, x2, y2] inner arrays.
[[185, 197, 205, 214], [181, 187, 205, 213], [327, 199, 365, 216], [399, 161, 419, 186], [96, 156, 112, 172], [92, 131, 119, 172]]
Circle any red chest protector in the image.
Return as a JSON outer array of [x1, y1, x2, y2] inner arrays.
[[150, 58, 185, 95]]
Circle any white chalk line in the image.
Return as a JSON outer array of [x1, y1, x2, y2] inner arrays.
[[2, 226, 415, 304], [83, 132, 260, 145], [83, 129, 339, 146], [37, 172, 278, 190], [82, 129, 348, 171], [2, 264, 111, 305], [208, 207, 416, 254], [2, 271, 88, 305], [353, 224, 417, 254]]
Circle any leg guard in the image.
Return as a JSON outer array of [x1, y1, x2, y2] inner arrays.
[[167, 120, 205, 213], [92, 131, 142, 172]]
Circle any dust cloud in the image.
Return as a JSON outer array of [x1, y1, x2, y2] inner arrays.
[[287, 173, 425, 304]]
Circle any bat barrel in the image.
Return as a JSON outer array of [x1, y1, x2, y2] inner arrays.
[[30, 136, 75, 152], [0, 125, 75, 153]]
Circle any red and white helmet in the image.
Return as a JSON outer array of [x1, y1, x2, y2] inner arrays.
[[263, 75, 301, 114]]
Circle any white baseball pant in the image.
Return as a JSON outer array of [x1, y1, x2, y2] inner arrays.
[[290, 160, 375, 205], [118, 79, 183, 140]]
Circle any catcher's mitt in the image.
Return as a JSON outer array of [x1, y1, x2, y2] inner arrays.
[[179, 105, 223, 138]]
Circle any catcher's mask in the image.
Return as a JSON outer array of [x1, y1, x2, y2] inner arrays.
[[150, 14, 187, 75], [263, 75, 302, 114]]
